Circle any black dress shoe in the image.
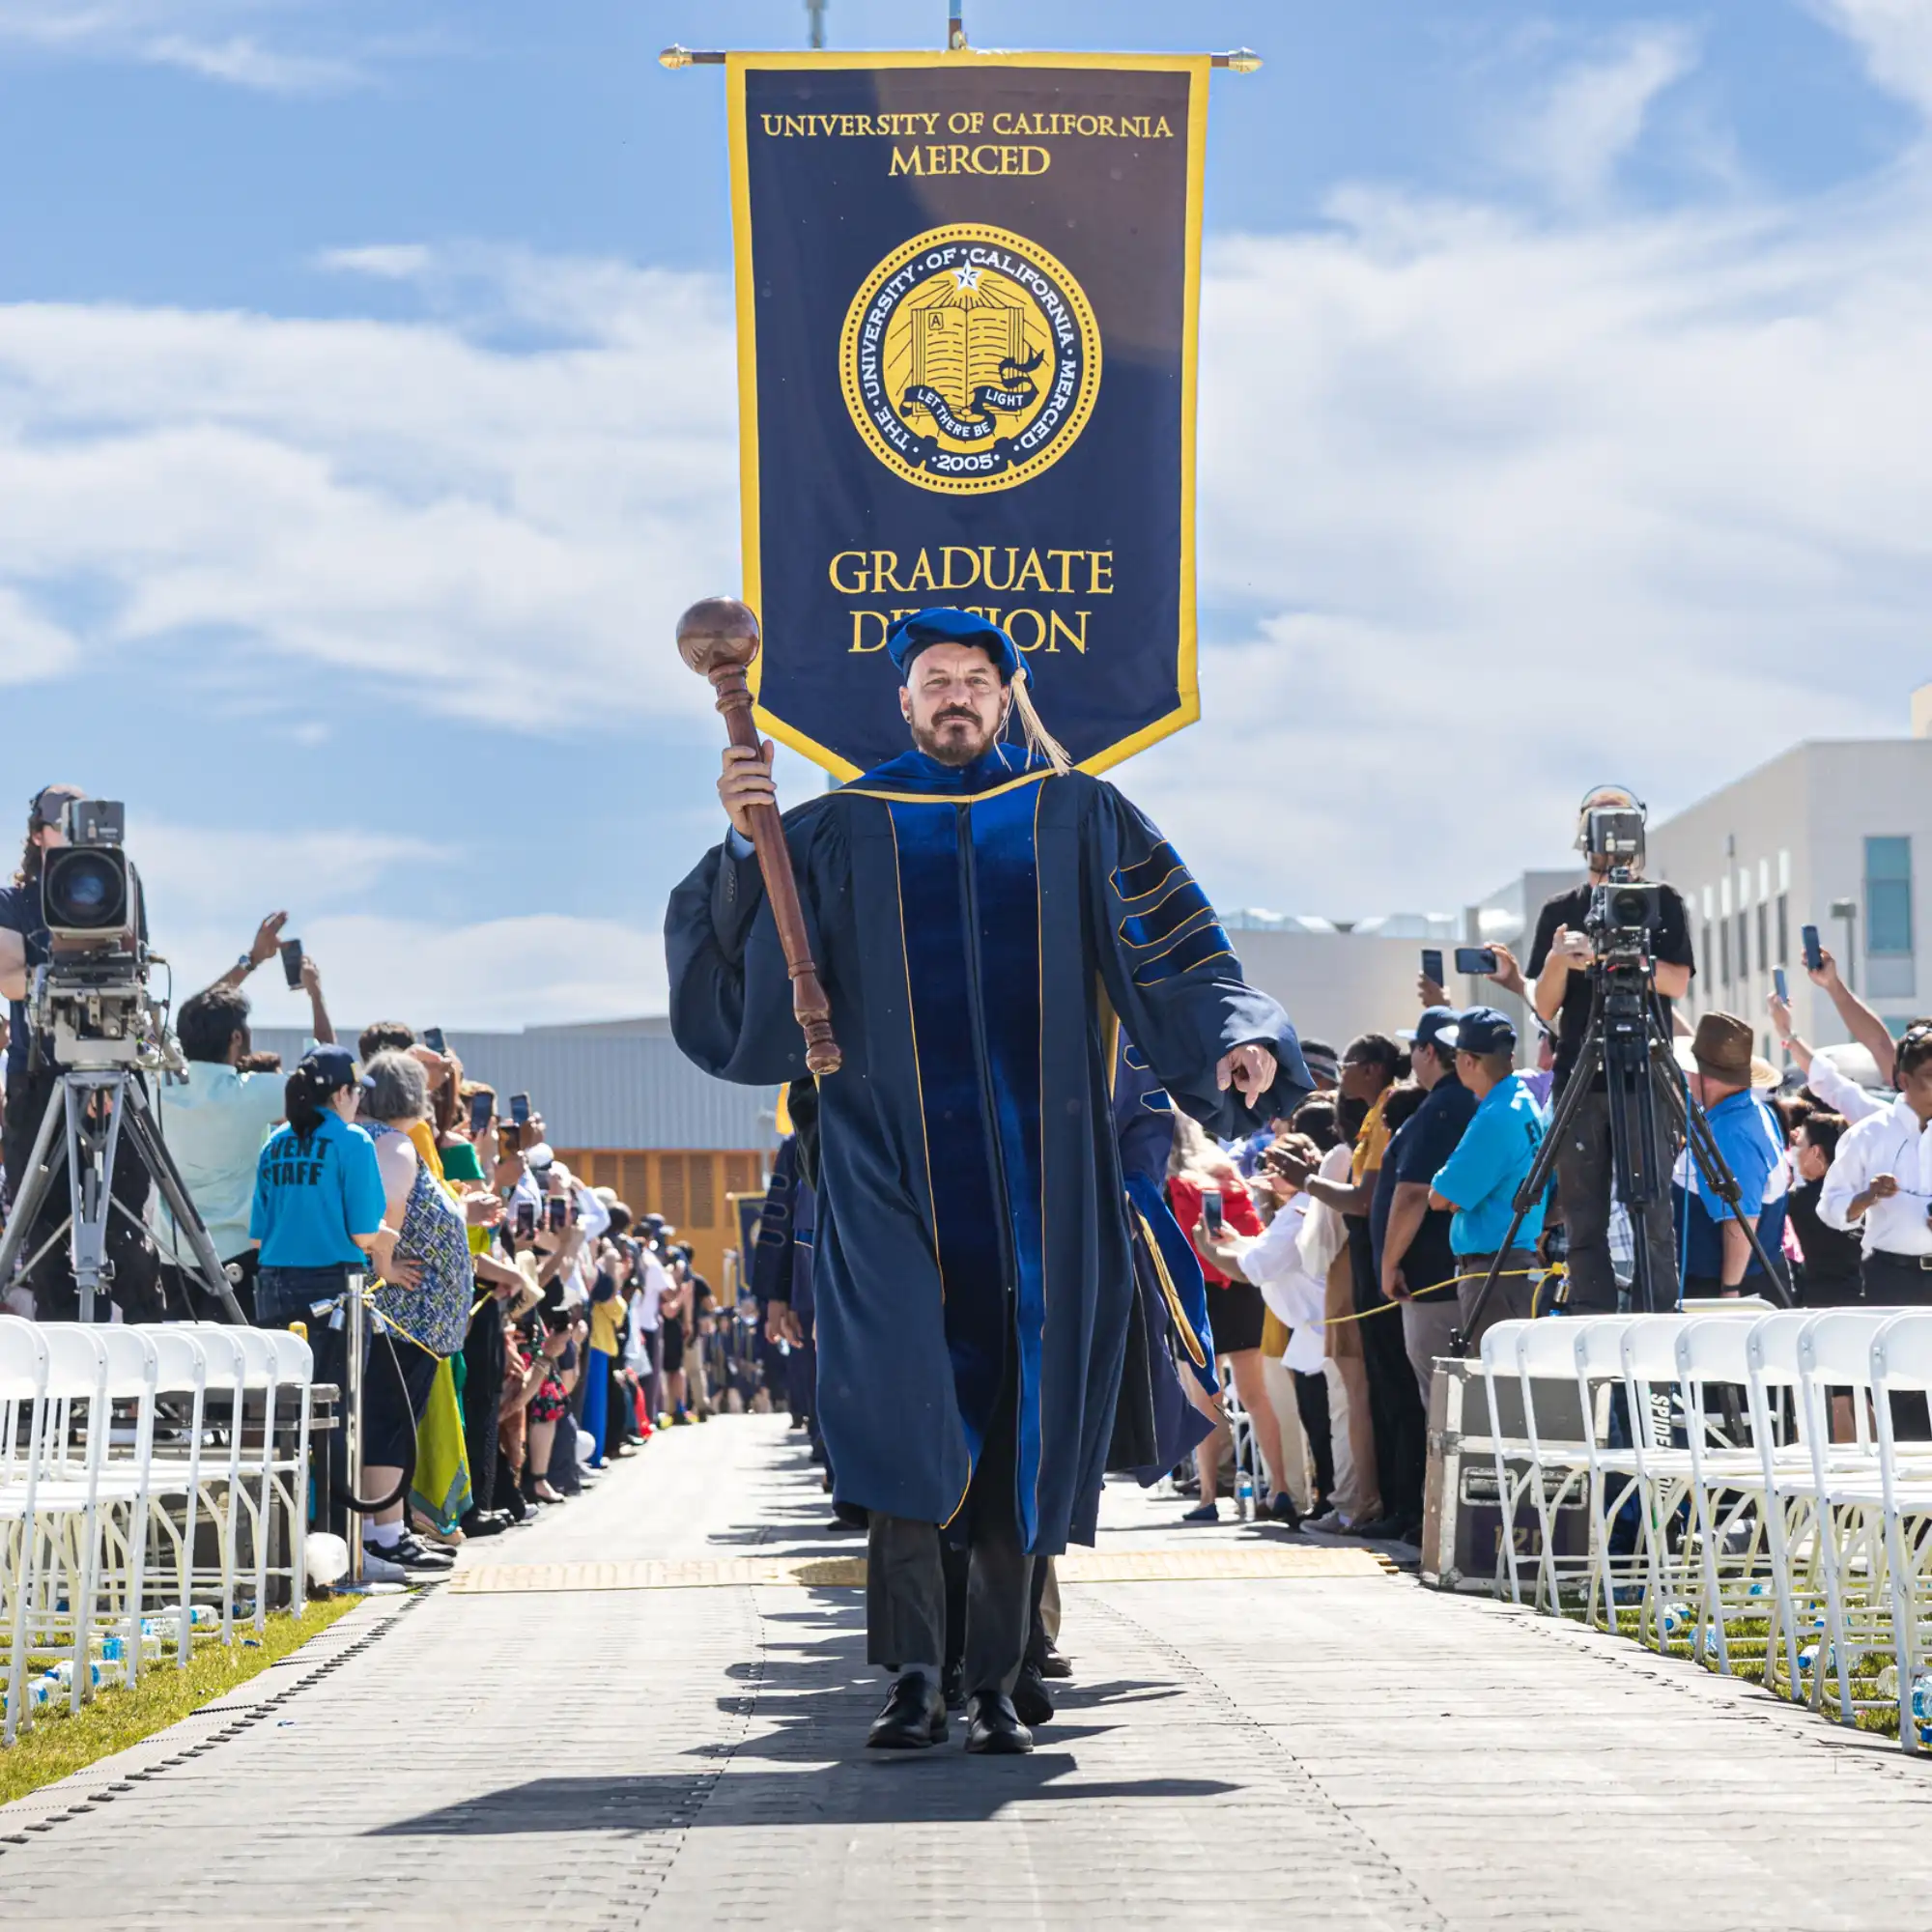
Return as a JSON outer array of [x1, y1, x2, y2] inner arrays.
[[1038, 1643, 1072, 1681], [459, 1512, 507, 1539], [1354, 1515, 1423, 1544], [1268, 1491, 1302, 1529], [964, 1691, 1033, 1755], [1011, 1662, 1054, 1728], [866, 1673, 946, 1750], [941, 1662, 966, 1712]]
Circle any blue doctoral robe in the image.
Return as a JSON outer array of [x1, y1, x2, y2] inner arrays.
[[666, 742, 1308, 1552]]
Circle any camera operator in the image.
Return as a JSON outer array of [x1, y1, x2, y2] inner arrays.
[[1526, 785, 1695, 1313], [154, 925, 337, 1321], [0, 784, 162, 1319]]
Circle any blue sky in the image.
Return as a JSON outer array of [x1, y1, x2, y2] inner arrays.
[[4, 1, 1931, 1027]]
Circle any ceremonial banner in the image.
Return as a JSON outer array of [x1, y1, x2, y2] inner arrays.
[[725, 51, 1208, 777]]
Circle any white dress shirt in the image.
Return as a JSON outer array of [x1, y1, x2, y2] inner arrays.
[[1230, 1193, 1327, 1372], [1819, 1096, 1932, 1255], [1803, 1050, 1885, 1126]]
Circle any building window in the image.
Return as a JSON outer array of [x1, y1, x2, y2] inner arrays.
[[1719, 920, 1730, 986], [658, 1153, 688, 1226], [1756, 902, 1769, 975], [1736, 912, 1749, 984], [1867, 836, 1915, 955], [1776, 894, 1788, 966], [1700, 922, 1711, 991]]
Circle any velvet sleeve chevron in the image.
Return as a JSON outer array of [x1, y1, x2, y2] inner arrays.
[[1085, 782, 1313, 1139]]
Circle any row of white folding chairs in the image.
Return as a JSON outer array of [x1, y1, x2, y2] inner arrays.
[[1473, 1305, 1932, 1752], [0, 1317, 314, 1745]]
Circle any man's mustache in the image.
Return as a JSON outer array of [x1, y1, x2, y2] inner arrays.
[[934, 707, 980, 725]]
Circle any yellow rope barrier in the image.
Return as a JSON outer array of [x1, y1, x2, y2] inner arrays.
[[1321, 1263, 1567, 1327]]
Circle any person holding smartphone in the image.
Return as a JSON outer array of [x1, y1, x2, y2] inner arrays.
[[155, 931, 336, 1321], [1167, 1113, 1291, 1525]]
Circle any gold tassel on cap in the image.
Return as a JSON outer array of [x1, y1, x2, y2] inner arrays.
[[1010, 665, 1072, 775]]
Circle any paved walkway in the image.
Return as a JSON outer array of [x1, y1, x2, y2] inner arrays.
[[4, 1415, 1932, 1930]]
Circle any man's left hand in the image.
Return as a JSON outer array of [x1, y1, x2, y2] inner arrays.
[[1216, 1043, 1277, 1105]]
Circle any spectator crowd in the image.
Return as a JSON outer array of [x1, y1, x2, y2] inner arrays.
[[1152, 785, 1932, 1548], [4, 774, 1930, 1582], [0, 784, 764, 1586]]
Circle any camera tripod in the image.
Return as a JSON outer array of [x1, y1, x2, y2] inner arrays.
[[1450, 962, 1791, 1354], [0, 1065, 244, 1324]]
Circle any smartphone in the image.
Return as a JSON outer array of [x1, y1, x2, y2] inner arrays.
[[1201, 1187, 1225, 1237], [422, 1026, 446, 1055], [547, 1197, 568, 1233], [1455, 946, 1498, 977], [515, 1200, 536, 1238], [1774, 966, 1789, 1003], [1421, 948, 1444, 987], [498, 1119, 523, 1153], [510, 1093, 531, 1126], [1802, 924, 1824, 973], [278, 939, 303, 990], [468, 1089, 494, 1136]]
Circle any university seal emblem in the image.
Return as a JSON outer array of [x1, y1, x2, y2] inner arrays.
[[838, 224, 1102, 496]]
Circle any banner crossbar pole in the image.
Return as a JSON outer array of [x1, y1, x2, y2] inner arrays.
[[658, 44, 1263, 71]]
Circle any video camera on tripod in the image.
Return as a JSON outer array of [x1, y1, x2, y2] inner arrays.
[[26, 799, 182, 1081], [1449, 798, 1791, 1349], [0, 799, 242, 1323]]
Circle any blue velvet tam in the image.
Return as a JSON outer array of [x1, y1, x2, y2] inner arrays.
[[885, 607, 1022, 685]]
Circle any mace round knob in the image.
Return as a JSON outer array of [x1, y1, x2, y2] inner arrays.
[[677, 597, 761, 677]]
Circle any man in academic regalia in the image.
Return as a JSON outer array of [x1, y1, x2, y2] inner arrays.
[[667, 608, 1308, 1755]]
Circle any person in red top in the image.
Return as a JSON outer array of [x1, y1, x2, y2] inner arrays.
[[1167, 1115, 1292, 1523]]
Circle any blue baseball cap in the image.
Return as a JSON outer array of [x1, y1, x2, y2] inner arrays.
[[885, 608, 1022, 685], [300, 1044, 375, 1094], [1437, 1007, 1518, 1057], [1400, 1007, 1459, 1054]]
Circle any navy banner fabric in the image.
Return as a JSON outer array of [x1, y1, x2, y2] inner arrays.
[[726, 52, 1208, 777]]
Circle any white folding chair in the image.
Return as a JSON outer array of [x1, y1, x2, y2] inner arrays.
[[1513, 1317, 1620, 1615], [1477, 1320, 1535, 1603], [137, 1326, 209, 1669], [1570, 1315, 1649, 1634], [230, 1328, 282, 1633], [1795, 1310, 1892, 1723], [0, 1319, 48, 1746], [1869, 1311, 1932, 1753], [26, 1326, 111, 1714], [88, 1326, 160, 1692], [265, 1330, 314, 1618], [186, 1327, 247, 1644]]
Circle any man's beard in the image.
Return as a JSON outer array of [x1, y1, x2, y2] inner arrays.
[[910, 710, 998, 767]]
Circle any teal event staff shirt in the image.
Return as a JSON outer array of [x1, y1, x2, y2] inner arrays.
[[1433, 1072, 1548, 1257], [249, 1112, 386, 1268]]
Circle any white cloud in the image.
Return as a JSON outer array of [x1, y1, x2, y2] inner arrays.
[[1813, 0, 1932, 118], [0, 586, 81, 684], [1124, 163, 1932, 919], [0, 2, 371, 92], [128, 820, 666, 1027], [0, 256, 740, 729], [1503, 23, 1699, 205]]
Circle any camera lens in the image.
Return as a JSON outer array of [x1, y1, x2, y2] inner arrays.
[[44, 849, 128, 930]]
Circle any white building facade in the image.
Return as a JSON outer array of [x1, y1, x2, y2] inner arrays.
[[1648, 730, 1932, 1064]]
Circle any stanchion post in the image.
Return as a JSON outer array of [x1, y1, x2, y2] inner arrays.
[[344, 1271, 365, 1587]]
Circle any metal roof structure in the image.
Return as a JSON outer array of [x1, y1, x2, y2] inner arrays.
[[244, 1018, 778, 1151]]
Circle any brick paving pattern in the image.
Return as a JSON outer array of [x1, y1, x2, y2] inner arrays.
[[3, 1413, 1931, 1929]]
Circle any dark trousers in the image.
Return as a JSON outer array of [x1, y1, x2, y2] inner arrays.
[[258, 1264, 357, 1536], [462, 1296, 505, 1518], [1351, 1223, 1426, 1521], [1862, 1252, 1932, 1440], [1555, 1088, 1680, 1313], [867, 1372, 1033, 1697], [1292, 1369, 1334, 1511], [3, 1065, 161, 1321]]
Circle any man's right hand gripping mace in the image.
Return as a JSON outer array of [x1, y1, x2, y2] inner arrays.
[[676, 597, 841, 1076]]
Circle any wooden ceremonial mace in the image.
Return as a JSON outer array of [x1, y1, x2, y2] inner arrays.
[[676, 596, 842, 1076]]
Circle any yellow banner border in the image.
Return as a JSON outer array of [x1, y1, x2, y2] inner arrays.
[[725, 49, 1209, 781]]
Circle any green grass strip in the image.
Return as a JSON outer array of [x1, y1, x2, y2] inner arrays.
[[0, 1596, 362, 1807]]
